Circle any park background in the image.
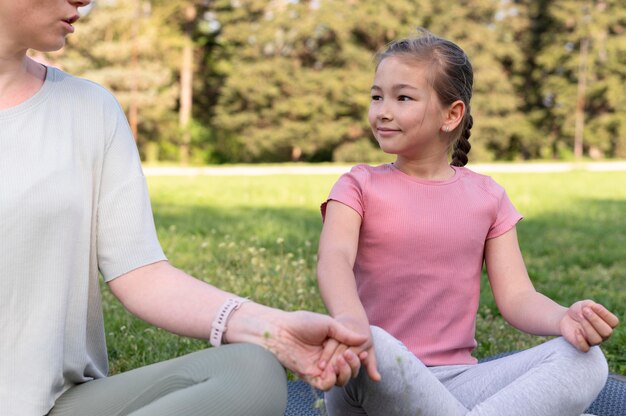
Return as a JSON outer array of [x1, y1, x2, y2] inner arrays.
[[39, 0, 626, 165], [38, 1, 624, 375]]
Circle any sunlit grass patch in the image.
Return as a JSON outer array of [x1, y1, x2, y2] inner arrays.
[[103, 170, 625, 375]]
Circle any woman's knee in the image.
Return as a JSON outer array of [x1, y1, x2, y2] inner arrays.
[[202, 344, 288, 414], [220, 343, 287, 390]]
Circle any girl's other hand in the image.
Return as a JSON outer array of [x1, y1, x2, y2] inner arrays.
[[560, 300, 619, 352]]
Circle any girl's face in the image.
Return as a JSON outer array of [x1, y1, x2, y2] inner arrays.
[[368, 56, 449, 160], [0, 0, 91, 54]]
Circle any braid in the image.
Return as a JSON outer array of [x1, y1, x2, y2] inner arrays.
[[451, 114, 473, 167]]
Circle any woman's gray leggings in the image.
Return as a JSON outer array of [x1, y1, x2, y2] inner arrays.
[[49, 343, 287, 416], [325, 326, 608, 416]]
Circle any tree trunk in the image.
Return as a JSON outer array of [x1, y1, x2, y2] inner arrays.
[[179, 4, 196, 165]]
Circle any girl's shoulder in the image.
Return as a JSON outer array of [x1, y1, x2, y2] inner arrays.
[[340, 163, 394, 186], [456, 166, 508, 197], [346, 163, 394, 177], [348, 163, 392, 173]]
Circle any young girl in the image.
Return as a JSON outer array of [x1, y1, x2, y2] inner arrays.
[[316, 29, 619, 416]]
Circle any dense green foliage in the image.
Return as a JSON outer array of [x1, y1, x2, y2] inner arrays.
[[47, 1, 626, 163], [102, 169, 625, 375]]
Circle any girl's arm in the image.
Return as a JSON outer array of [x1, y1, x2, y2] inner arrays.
[[317, 200, 380, 381], [485, 227, 618, 351], [107, 260, 367, 391]]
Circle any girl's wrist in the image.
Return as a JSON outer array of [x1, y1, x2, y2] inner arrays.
[[332, 313, 370, 335]]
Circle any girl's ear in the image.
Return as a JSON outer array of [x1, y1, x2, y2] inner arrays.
[[442, 100, 465, 131]]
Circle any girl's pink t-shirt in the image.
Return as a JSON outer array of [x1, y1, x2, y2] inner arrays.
[[322, 164, 523, 365]]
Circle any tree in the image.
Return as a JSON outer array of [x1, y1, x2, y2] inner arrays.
[[43, 0, 626, 163], [210, 0, 373, 162], [210, 0, 532, 162], [524, 0, 626, 159]]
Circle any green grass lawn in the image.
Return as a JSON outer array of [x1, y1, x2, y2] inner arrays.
[[102, 169, 626, 375]]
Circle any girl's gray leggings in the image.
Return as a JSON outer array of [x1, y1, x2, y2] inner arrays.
[[49, 343, 287, 416], [325, 326, 608, 416]]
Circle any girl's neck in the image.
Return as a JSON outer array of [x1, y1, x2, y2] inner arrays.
[[392, 155, 455, 181], [0, 55, 46, 110]]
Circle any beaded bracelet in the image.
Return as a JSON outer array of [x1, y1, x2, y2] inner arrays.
[[210, 297, 250, 347]]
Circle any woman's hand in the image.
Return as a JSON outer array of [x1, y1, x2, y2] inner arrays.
[[560, 300, 619, 352], [257, 310, 368, 391]]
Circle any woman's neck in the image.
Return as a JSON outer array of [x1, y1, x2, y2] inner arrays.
[[393, 154, 455, 181], [0, 55, 46, 110]]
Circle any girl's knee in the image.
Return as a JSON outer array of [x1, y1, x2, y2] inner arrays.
[[580, 346, 608, 389], [571, 348, 608, 411], [552, 339, 608, 402], [555, 338, 608, 376]]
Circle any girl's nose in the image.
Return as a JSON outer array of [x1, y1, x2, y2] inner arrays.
[[377, 106, 392, 121]]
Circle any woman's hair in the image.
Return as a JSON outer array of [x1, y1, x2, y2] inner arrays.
[[375, 29, 474, 167]]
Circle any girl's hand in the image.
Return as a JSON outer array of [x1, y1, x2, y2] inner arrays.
[[560, 300, 619, 352], [318, 339, 362, 386], [318, 320, 381, 384]]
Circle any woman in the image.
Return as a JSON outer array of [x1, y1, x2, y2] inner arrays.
[[0, 1, 367, 415]]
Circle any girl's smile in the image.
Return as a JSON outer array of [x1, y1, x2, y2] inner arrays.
[[375, 126, 402, 138]]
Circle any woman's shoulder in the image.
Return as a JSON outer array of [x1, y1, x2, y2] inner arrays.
[[47, 67, 121, 109]]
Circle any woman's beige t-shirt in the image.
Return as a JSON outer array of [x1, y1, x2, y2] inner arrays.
[[0, 67, 166, 416]]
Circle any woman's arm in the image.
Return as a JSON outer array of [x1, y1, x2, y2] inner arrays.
[[317, 200, 380, 381], [485, 226, 618, 351], [107, 260, 366, 390]]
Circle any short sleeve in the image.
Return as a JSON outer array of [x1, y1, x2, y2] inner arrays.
[[486, 180, 523, 239], [96, 99, 166, 281], [320, 164, 370, 220]]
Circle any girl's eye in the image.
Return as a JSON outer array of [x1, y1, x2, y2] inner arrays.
[[371, 95, 382, 101], [398, 95, 413, 101]]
